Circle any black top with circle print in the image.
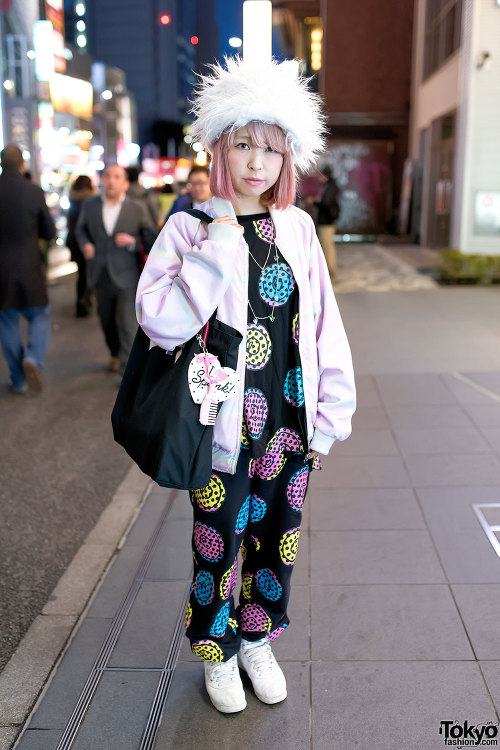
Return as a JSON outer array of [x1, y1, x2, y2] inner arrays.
[[236, 210, 308, 459]]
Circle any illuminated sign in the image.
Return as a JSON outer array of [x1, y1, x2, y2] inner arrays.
[[45, 0, 66, 73], [33, 20, 55, 81], [49, 73, 93, 119]]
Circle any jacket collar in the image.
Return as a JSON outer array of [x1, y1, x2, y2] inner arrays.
[[209, 196, 288, 244]]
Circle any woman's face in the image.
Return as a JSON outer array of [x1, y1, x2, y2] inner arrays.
[[227, 126, 284, 203]]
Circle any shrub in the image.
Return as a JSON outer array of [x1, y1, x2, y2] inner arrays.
[[438, 248, 500, 284]]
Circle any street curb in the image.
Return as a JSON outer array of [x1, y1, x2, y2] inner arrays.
[[0, 462, 152, 749]]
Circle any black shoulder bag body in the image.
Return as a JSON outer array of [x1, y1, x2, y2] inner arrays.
[[111, 209, 243, 489]]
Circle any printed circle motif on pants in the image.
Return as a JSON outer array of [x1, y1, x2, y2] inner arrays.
[[284, 366, 305, 407], [243, 387, 268, 439], [250, 450, 286, 480], [249, 494, 267, 522], [235, 495, 250, 534], [193, 522, 224, 562], [239, 603, 272, 632], [292, 312, 299, 344], [279, 527, 301, 565], [258, 263, 295, 305], [267, 426, 303, 453], [191, 474, 225, 512], [287, 466, 309, 511], [193, 569, 215, 605], [219, 556, 238, 599], [209, 601, 231, 638], [191, 640, 224, 662], [246, 322, 272, 370], [255, 568, 283, 601]]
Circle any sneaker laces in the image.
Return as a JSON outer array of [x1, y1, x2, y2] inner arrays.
[[241, 638, 275, 675], [206, 655, 239, 687]]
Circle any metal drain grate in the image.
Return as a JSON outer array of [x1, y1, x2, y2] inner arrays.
[[472, 503, 500, 557]]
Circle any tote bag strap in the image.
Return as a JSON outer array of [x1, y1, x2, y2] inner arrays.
[[183, 208, 216, 343]]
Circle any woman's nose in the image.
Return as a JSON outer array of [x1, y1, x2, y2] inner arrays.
[[248, 151, 263, 171]]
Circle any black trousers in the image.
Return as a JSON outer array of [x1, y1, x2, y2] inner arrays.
[[94, 268, 137, 365], [185, 446, 318, 663]]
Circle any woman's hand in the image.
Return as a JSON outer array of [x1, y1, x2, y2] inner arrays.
[[212, 216, 244, 235]]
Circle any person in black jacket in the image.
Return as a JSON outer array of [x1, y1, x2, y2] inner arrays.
[[0, 145, 56, 394], [75, 164, 158, 374], [66, 175, 96, 317], [314, 165, 341, 279]]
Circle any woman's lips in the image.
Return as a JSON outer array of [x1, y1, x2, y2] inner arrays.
[[245, 178, 264, 185]]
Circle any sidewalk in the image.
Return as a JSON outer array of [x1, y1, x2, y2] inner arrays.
[[4, 248, 500, 750]]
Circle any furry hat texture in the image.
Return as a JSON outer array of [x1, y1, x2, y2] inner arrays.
[[188, 56, 328, 173]]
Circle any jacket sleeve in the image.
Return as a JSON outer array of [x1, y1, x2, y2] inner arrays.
[[137, 201, 159, 253], [136, 212, 242, 350], [306, 214, 356, 454], [75, 199, 93, 248], [37, 188, 56, 241]]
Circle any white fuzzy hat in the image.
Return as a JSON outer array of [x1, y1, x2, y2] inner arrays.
[[188, 55, 328, 174]]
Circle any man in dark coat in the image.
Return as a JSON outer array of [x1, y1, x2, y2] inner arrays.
[[165, 165, 211, 221], [75, 164, 158, 373], [0, 145, 56, 394], [314, 165, 341, 279]]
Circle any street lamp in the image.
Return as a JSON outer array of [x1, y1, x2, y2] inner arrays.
[[243, 1, 272, 63]]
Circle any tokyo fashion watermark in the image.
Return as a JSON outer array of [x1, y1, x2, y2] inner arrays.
[[439, 720, 499, 747]]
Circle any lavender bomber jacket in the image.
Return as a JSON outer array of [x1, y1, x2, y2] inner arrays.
[[136, 196, 356, 475]]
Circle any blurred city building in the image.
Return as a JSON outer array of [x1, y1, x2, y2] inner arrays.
[[274, 0, 414, 239], [409, 0, 500, 254], [82, 0, 219, 156]]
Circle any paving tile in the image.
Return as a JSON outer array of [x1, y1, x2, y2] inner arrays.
[[145, 518, 194, 581], [405, 453, 500, 487], [124, 493, 170, 546], [375, 373, 457, 406], [465, 371, 500, 394], [311, 661, 497, 750], [353, 388, 383, 407], [312, 456, 410, 489], [30, 617, 112, 729], [480, 427, 500, 453], [333, 429, 399, 456], [441, 373, 496, 405], [351, 406, 391, 430], [154, 661, 310, 749], [383, 405, 472, 429], [451, 584, 500, 659], [86, 545, 145, 618], [479, 661, 500, 716], [71, 670, 160, 750], [310, 530, 445, 584], [464, 404, 500, 428], [417, 487, 500, 583], [309, 488, 425, 530], [15, 730, 63, 750], [394, 426, 490, 455], [0, 727, 20, 750], [109, 581, 189, 668], [311, 584, 473, 660]]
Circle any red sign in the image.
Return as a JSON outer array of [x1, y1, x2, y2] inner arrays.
[[45, 0, 66, 73]]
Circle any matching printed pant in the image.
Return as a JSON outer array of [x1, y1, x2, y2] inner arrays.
[[185, 447, 318, 663]]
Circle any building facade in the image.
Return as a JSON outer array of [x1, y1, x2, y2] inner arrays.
[[409, 0, 500, 253]]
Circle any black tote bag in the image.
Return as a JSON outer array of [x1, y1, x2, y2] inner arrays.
[[111, 209, 243, 489]]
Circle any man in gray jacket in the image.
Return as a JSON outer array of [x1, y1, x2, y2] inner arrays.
[[76, 164, 158, 373]]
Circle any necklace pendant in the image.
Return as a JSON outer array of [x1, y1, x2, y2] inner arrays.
[[269, 314, 275, 322], [253, 318, 258, 325]]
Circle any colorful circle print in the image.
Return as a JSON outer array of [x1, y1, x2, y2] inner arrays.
[[255, 568, 283, 601], [246, 322, 272, 370], [193, 569, 215, 605], [209, 601, 230, 638], [279, 527, 301, 565], [284, 367, 305, 407], [239, 603, 272, 632], [254, 217, 276, 243], [292, 312, 299, 344], [249, 494, 267, 522], [193, 521, 224, 562], [220, 556, 238, 599], [259, 263, 295, 306], [191, 640, 224, 662], [235, 496, 250, 534], [266, 623, 288, 642], [191, 474, 225, 512], [267, 427, 303, 454], [287, 466, 309, 511], [252, 451, 286, 480], [244, 388, 268, 439]]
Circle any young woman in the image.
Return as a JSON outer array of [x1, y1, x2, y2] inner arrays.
[[135, 57, 356, 714]]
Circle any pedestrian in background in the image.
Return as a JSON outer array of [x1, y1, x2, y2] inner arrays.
[[0, 145, 55, 394], [165, 165, 211, 220], [76, 164, 158, 374], [136, 57, 355, 714], [125, 166, 160, 226], [66, 175, 95, 318], [314, 165, 341, 279]]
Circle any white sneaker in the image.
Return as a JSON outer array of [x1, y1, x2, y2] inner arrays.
[[204, 654, 247, 713], [237, 637, 287, 704]]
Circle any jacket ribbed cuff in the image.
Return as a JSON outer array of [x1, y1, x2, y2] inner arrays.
[[309, 428, 335, 455]]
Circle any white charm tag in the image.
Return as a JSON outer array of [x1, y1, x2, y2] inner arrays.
[[188, 352, 239, 404]]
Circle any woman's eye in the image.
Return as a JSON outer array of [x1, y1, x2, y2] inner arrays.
[[266, 146, 276, 153], [236, 142, 249, 149]]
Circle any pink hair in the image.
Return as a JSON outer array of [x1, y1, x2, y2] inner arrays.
[[209, 121, 296, 211]]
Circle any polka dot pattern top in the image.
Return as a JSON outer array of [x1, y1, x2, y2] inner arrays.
[[237, 210, 308, 459]]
